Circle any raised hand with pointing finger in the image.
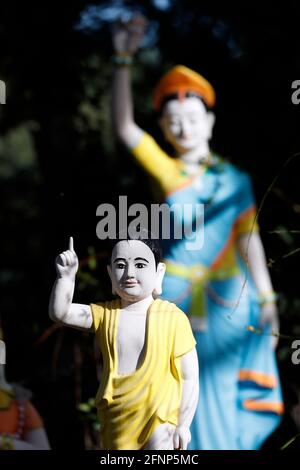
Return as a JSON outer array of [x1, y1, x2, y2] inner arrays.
[[55, 237, 79, 280], [49, 237, 92, 330]]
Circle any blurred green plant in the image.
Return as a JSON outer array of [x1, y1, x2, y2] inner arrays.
[[78, 397, 101, 450]]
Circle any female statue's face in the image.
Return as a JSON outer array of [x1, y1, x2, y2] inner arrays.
[[159, 96, 215, 154]]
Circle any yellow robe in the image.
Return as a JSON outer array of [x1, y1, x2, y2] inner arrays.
[[90, 298, 196, 450]]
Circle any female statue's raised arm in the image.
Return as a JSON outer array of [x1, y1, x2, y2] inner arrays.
[[111, 14, 146, 148]]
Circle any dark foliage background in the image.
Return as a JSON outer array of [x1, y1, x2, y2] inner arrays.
[[0, 0, 300, 449]]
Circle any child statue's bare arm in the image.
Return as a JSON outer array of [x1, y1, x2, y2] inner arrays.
[[173, 348, 199, 450], [48, 237, 93, 330]]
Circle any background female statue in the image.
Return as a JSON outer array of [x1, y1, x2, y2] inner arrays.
[[110, 14, 283, 450]]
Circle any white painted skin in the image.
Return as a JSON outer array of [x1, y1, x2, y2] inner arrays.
[[49, 237, 199, 449], [107, 239, 165, 305], [159, 97, 215, 165], [107, 240, 166, 376]]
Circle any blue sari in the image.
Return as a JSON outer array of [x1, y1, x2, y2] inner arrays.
[[131, 132, 283, 449]]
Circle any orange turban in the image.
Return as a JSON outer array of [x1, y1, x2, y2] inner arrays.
[[153, 65, 216, 111]]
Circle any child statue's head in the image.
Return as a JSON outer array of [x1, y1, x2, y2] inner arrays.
[[153, 65, 216, 158], [107, 231, 166, 302]]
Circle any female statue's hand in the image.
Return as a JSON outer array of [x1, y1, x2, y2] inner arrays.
[[112, 13, 147, 56], [260, 302, 279, 350]]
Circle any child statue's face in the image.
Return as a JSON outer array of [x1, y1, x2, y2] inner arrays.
[[159, 96, 215, 155], [107, 240, 165, 302]]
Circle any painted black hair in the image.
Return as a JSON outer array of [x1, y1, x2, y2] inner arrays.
[[108, 228, 163, 268]]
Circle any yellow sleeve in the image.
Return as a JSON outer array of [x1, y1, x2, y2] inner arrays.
[[173, 309, 196, 358], [131, 132, 183, 193], [90, 303, 105, 332], [235, 206, 259, 237]]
